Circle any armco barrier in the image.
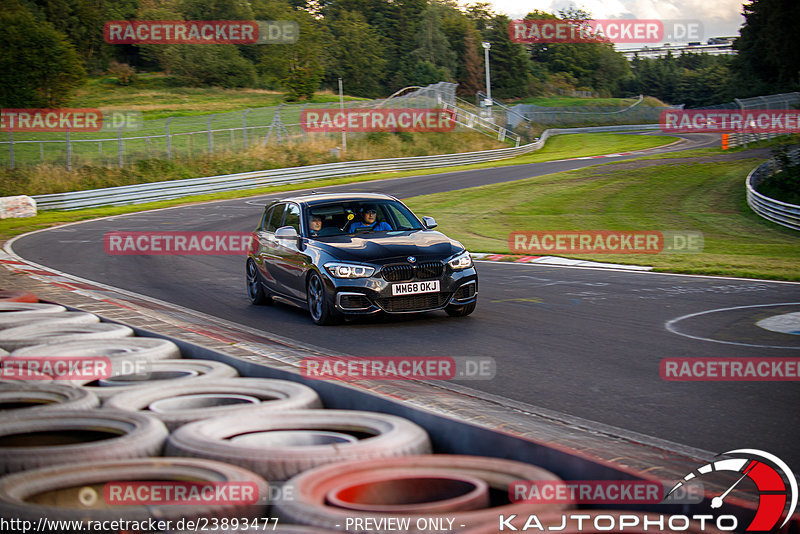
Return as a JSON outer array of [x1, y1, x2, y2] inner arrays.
[[31, 125, 660, 211], [746, 148, 800, 231]]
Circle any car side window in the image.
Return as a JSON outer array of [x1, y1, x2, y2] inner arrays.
[[283, 203, 301, 232], [260, 205, 273, 230], [265, 204, 285, 232], [384, 203, 422, 230]]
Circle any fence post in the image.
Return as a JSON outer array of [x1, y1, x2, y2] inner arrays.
[[66, 129, 72, 171], [7, 131, 13, 170], [300, 104, 308, 142], [165, 117, 173, 160], [207, 114, 215, 153], [117, 124, 124, 168], [243, 109, 251, 149], [734, 98, 746, 149]]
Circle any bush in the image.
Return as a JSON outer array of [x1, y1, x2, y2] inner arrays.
[[167, 45, 257, 88], [756, 143, 800, 205], [108, 61, 137, 86]]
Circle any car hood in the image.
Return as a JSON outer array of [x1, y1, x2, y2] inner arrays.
[[312, 230, 463, 263]]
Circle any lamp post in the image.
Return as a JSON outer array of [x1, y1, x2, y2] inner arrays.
[[482, 41, 493, 121]]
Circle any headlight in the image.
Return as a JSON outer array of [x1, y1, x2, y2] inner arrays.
[[448, 251, 472, 270], [324, 262, 375, 279]]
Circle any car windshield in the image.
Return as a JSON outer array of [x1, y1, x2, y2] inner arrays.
[[305, 200, 424, 237]]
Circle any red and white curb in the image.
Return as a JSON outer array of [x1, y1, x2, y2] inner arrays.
[[0, 251, 103, 290], [471, 253, 653, 271]]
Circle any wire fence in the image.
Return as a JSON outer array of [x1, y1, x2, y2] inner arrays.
[[4, 84, 796, 169], [727, 92, 800, 148], [509, 95, 680, 128], [0, 82, 462, 170]]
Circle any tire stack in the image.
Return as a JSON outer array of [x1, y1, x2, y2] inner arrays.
[[0, 293, 699, 533], [0, 294, 316, 531]]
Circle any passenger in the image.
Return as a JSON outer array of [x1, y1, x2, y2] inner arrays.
[[349, 205, 392, 232], [309, 215, 323, 237]]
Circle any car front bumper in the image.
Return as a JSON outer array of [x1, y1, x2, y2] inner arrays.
[[324, 268, 478, 315]]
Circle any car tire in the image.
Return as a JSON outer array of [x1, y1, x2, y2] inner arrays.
[[0, 311, 100, 331], [0, 457, 269, 529], [0, 323, 135, 351], [165, 410, 432, 482], [0, 410, 168, 474], [11, 338, 178, 380], [103, 378, 322, 430], [445, 301, 476, 317], [0, 303, 66, 314], [0, 383, 99, 412], [306, 272, 340, 326], [246, 259, 271, 305], [275, 455, 570, 532], [72, 358, 240, 401]]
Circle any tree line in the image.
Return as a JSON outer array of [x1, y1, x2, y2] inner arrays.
[[0, 0, 797, 108]]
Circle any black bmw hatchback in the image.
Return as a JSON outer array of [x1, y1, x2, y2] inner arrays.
[[246, 193, 478, 325]]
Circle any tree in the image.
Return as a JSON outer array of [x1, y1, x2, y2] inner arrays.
[[394, 1, 458, 87], [22, 0, 119, 71], [462, 1, 495, 32], [0, 2, 86, 107], [384, 0, 427, 91], [325, 10, 387, 97], [483, 15, 530, 99], [255, 7, 327, 99], [177, 0, 254, 20], [459, 29, 484, 96], [523, 9, 631, 96], [732, 0, 800, 94]]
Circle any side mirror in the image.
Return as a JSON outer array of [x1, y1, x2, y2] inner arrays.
[[422, 216, 437, 229], [275, 226, 299, 239]]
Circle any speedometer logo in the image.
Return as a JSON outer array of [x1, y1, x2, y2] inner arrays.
[[666, 449, 797, 531]]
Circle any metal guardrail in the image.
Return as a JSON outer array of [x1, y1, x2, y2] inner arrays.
[[31, 124, 660, 211], [746, 148, 800, 231]]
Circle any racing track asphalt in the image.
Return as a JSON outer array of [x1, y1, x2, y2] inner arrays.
[[12, 132, 800, 467]]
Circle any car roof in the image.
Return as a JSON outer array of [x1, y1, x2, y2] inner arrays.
[[279, 192, 399, 206]]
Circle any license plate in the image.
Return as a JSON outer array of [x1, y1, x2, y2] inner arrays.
[[391, 280, 440, 296]]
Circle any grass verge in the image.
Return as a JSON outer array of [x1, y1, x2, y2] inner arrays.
[[71, 74, 367, 119], [0, 133, 675, 197], [403, 158, 799, 281]]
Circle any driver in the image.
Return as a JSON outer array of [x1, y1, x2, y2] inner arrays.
[[349, 205, 392, 232]]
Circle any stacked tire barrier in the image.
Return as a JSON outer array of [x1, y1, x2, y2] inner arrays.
[[0, 290, 775, 533]]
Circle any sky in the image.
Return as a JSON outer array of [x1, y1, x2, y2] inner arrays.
[[474, 0, 749, 44]]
